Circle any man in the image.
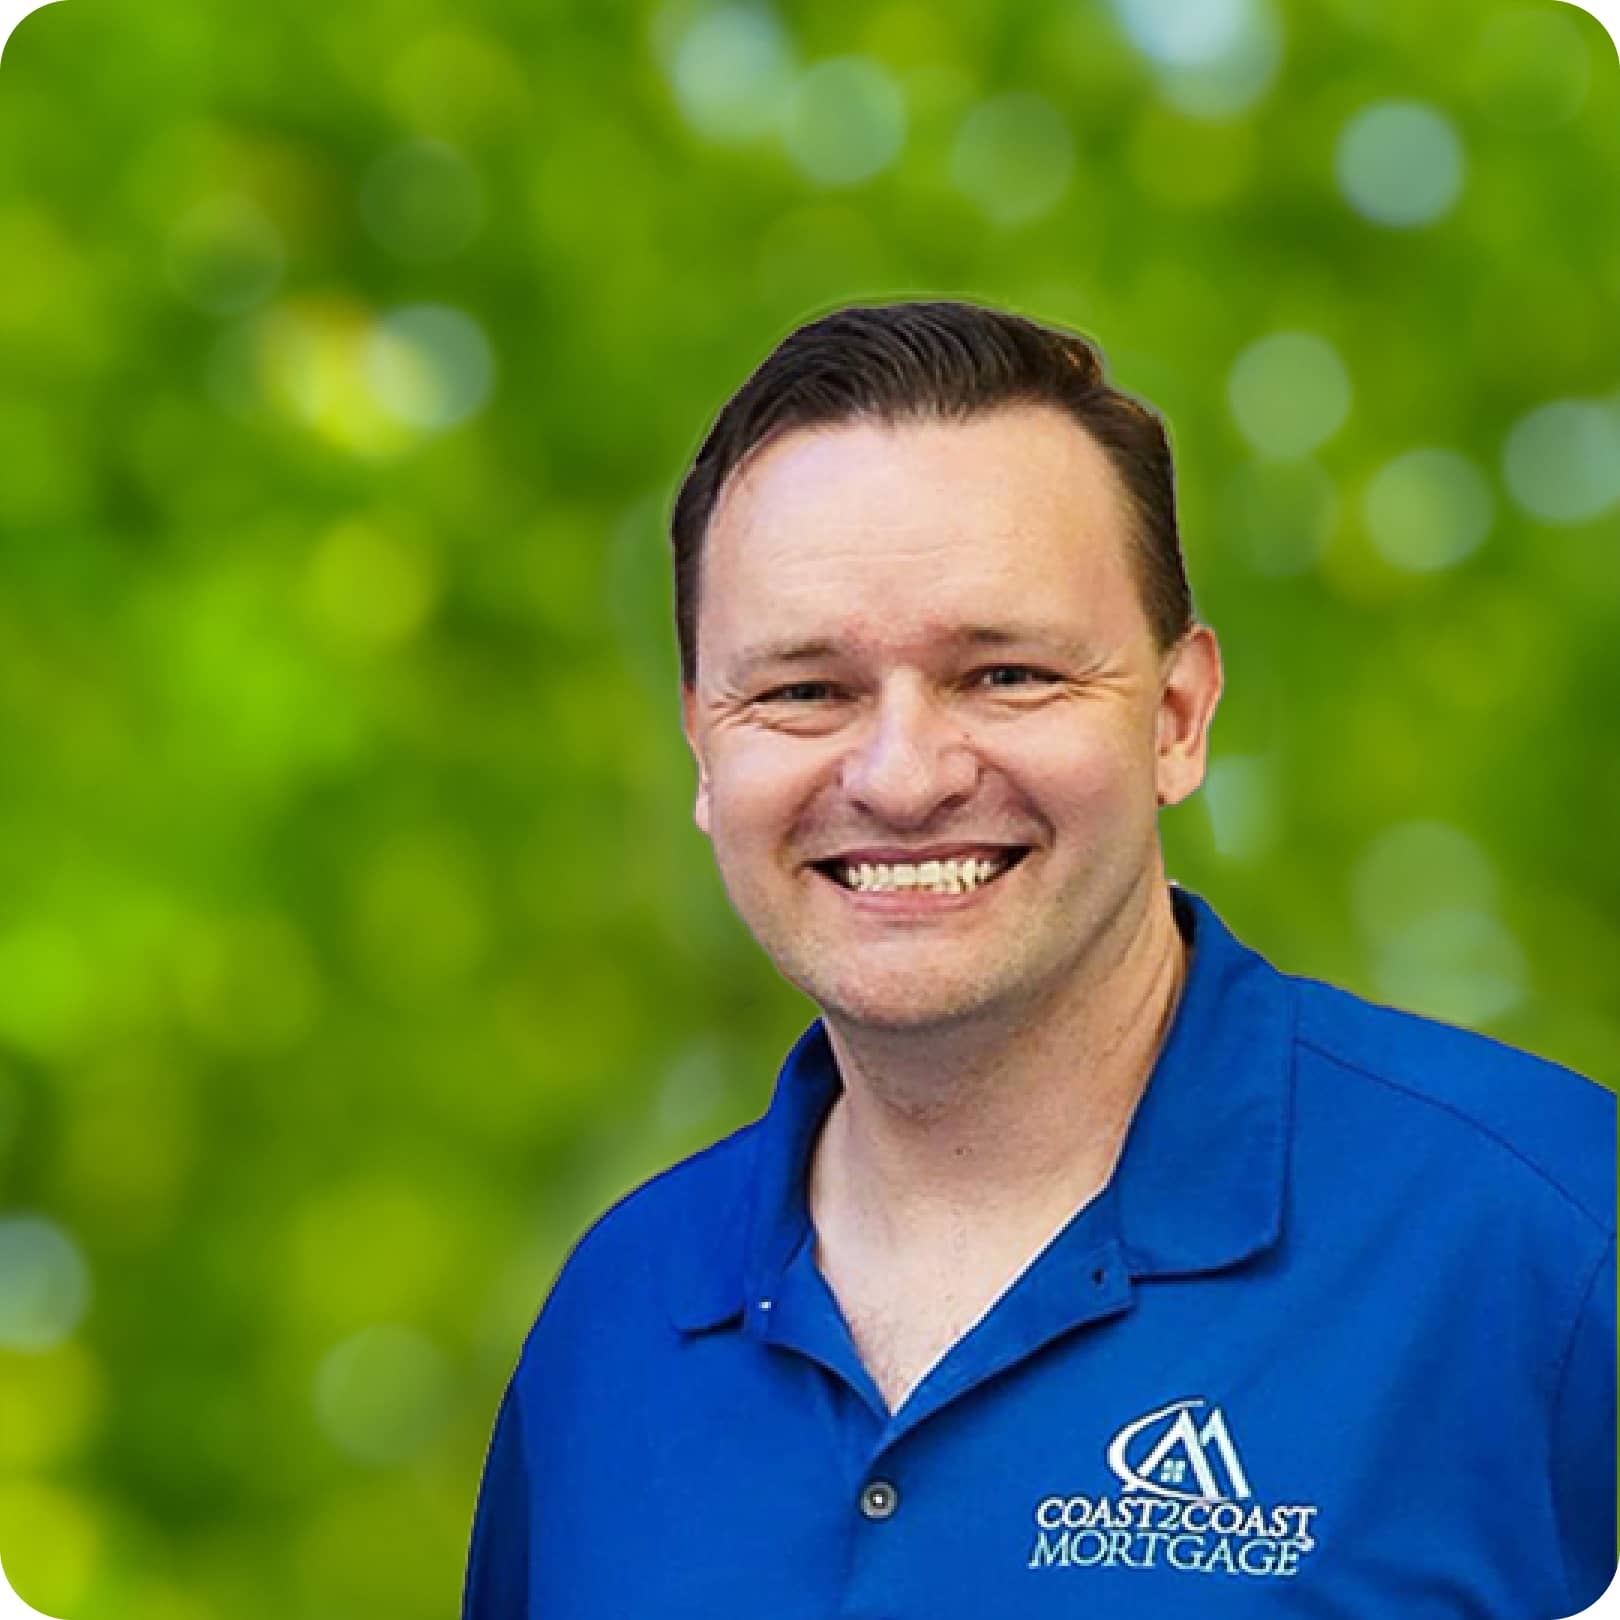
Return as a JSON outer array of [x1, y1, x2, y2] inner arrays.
[[462, 301, 1616, 1616]]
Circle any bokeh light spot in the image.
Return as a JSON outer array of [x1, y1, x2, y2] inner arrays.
[[1502, 399, 1620, 525], [667, 5, 796, 142], [1203, 756, 1280, 861], [165, 196, 285, 317], [1227, 331, 1351, 458], [385, 28, 530, 144], [314, 1324, 452, 1465], [1161, 11, 1282, 118], [0, 1216, 91, 1352], [780, 57, 906, 187], [1108, 0, 1282, 116], [950, 93, 1075, 226], [256, 301, 419, 457], [1336, 100, 1465, 228], [360, 139, 486, 262], [1352, 819, 1498, 936], [305, 517, 440, 650], [363, 304, 495, 432], [1353, 823, 1524, 1027], [1109, 0, 1253, 66], [656, 1041, 730, 1138], [1372, 909, 1528, 1027], [1363, 448, 1494, 573]]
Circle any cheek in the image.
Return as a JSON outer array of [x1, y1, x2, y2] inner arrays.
[[1013, 716, 1147, 798], [706, 736, 830, 847]]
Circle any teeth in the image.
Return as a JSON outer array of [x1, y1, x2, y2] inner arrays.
[[837, 855, 1013, 894]]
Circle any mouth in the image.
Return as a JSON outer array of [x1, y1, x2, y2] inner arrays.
[[810, 847, 1031, 897]]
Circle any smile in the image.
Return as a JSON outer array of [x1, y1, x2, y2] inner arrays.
[[813, 849, 1030, 896]]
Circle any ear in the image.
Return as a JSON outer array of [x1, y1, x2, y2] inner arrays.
[[680, 683, 713, 836], [1154, 625, 1223, 809]]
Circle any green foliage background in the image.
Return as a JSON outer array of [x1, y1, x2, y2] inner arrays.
[[0, 0, 1614, 1613]]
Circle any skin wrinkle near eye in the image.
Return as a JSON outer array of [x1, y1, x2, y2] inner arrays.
[[711, 654, 1155, 751], [760, 666, 1062, 705], [724, 621, 1106, 690], [739, 670, 1078, 736]]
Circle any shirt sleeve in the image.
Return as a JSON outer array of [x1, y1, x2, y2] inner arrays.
[[462, 1377, 531, 1620], [1551, 1234, 1617, 1614]]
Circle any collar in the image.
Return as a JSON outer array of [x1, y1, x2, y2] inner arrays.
[[666, 887, 1295, 1331]]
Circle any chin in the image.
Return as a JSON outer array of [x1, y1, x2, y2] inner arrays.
[[802, 969, 1006, 1035]]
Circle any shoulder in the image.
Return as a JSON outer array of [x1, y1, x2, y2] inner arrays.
[[578, 1118, 761, 1269], [520, 1117, 763, 1352], [1289, 971, 1615, 1235]]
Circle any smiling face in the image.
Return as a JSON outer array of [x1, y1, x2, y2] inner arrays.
[[680, 404, 1222, 1038]]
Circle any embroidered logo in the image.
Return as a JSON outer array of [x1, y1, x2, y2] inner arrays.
[[1026, 1397, 1321, 1581], [1107, 1398, 1252, 1501]]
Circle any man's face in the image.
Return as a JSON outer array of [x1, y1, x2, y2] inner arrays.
[[680, 404, 1222, 1037]]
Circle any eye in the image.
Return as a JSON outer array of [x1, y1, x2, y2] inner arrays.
[[758, 681, 841, 704], [974, 665, 1060, 689]]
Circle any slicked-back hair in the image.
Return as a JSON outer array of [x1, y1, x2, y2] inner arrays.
[[668, 299, 1195, 688]]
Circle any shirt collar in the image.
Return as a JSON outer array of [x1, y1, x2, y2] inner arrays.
[[666, 887, 1294, 1332]]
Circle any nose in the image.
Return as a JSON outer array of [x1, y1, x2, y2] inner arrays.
[[838, 678, 979, 827]]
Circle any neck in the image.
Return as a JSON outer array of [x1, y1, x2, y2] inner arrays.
[[810, 879, 1188, 1251]]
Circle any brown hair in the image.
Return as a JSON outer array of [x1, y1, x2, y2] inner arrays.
[[669, 299, 1194, 686]]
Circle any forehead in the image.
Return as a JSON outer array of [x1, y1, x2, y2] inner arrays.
[[701, 404, 1145, 658]]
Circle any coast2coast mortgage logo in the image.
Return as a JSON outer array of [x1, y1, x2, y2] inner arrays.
[[1026, 1398, 1321, 1581]]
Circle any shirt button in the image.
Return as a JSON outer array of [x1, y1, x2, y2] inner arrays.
[[860, 1479, 900, 1521]]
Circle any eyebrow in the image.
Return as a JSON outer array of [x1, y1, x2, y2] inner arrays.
[[727, 623, 1098, 681]]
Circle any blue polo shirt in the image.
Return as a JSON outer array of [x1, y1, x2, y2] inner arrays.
[[463, 889, 1616, 1618]]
